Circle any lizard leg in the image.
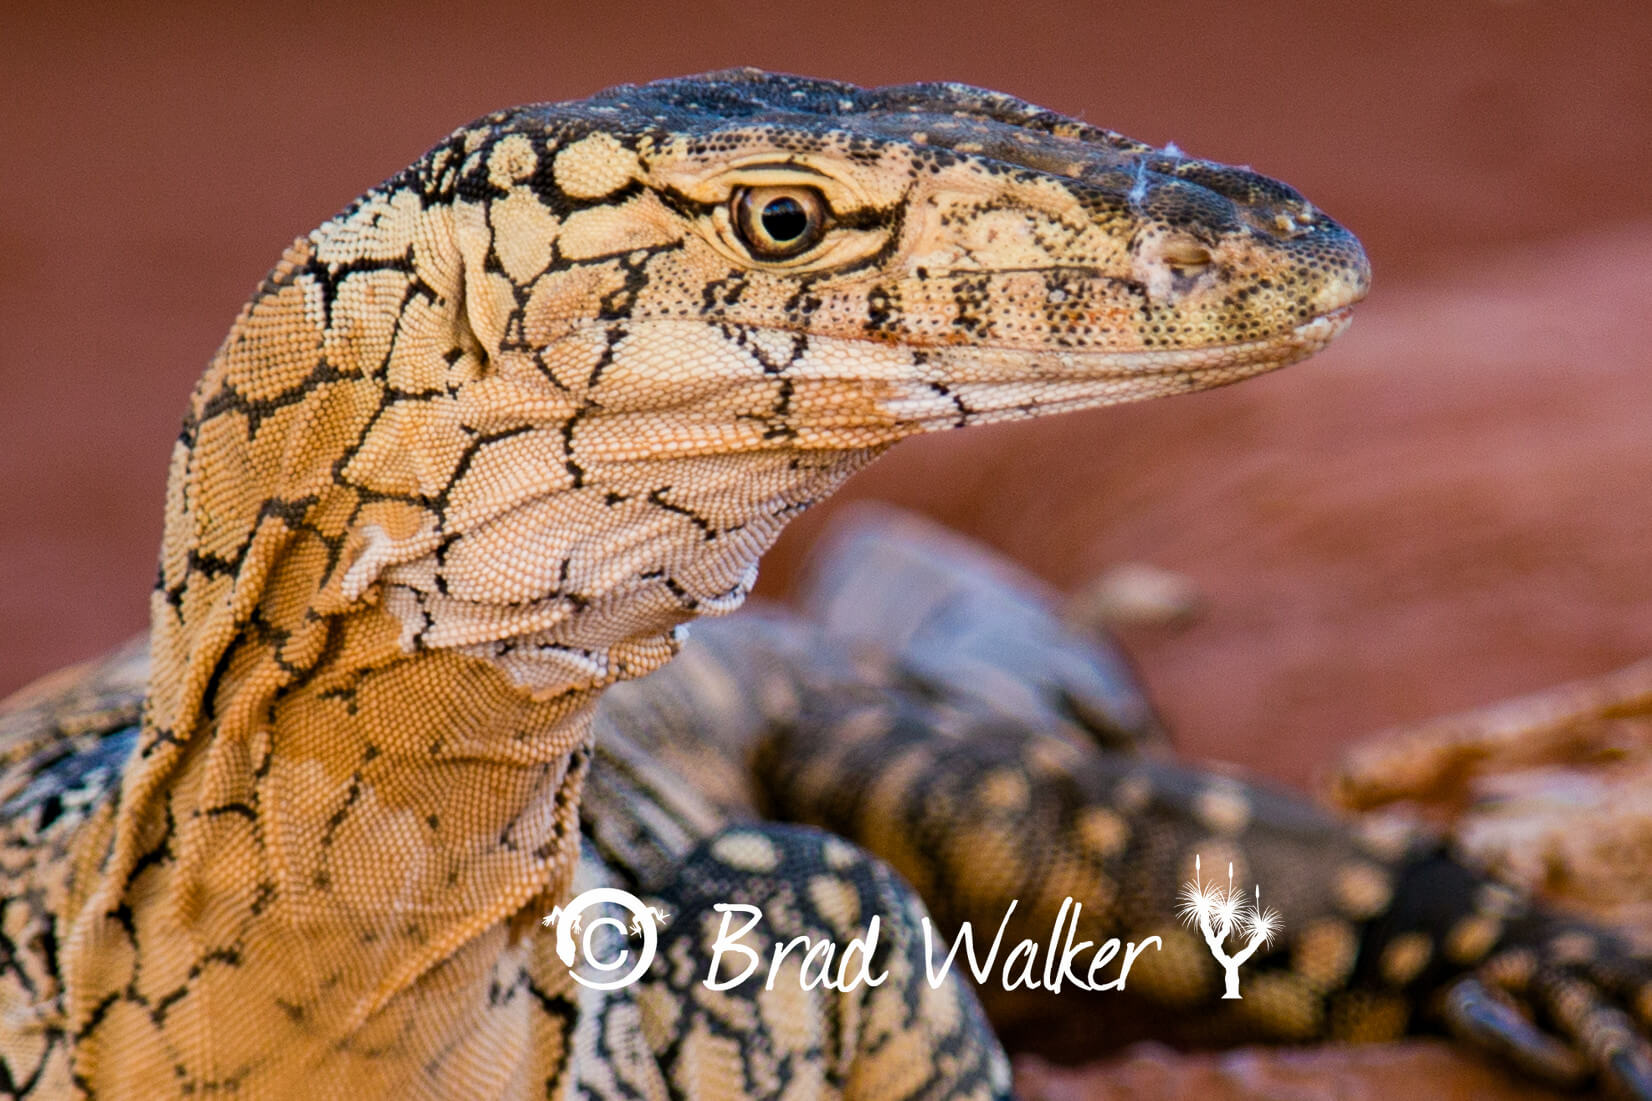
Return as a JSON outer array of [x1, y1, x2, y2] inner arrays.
[[754, 682, 1406, 1049], [629, 823, 1012, 1101], [754, 686, 1652, 1097], [763, 509, 1652, 1094]]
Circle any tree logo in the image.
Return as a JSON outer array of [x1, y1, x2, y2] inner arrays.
[[1176, 855, 1282, 999]]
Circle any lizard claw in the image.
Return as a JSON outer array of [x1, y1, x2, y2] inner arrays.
[[1441, 976, 1588, 1088], [1376, 852, 1652, 1095], [1532, 968, 1652, 1101], [1605, 1047, 1652, 1101], [1439, 932, 1652, 1099]]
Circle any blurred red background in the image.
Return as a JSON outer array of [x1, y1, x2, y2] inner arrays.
[[3, 1, 1650, 795]]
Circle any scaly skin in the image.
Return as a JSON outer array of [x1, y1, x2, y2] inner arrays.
[[582, 508, 1652, 1097], [0, 69, 1365, 1097]]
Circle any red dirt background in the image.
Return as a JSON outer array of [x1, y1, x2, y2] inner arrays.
[[3, 3, 1650, 1093]]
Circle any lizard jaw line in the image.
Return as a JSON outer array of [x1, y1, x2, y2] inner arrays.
[[1042, 305, 1356, 377], [906, 305, 1355, 381], [885, 306, 1357, 429]]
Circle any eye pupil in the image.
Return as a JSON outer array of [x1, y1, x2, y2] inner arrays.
[[760, 196, 809, 242], [734, 185, 828, 260]]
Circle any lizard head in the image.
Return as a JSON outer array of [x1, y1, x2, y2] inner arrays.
[[153, 70, 1369, 721], [465, 67, 1369, 442]]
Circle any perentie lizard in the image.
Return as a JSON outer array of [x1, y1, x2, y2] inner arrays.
[[3, 67, 1624, 1098]]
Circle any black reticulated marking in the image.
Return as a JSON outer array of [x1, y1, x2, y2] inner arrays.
[[72, 992, 120, 1042], [645, 487, 718, 541], [138, 725, 185, 759], [559, 406, 593, 488], [301, 248, 418, 330], [0, 1039, 53, 1095], [700, 270, 750, 313], [455, 153, 512, 205], [372, 277, 446, 381], [432, 422, 536, 515], [587, 325, 625, 388], [320, 772, 364, 848], [183, 543, 248, 583], [315, 677, 362, 716], [818, 194, 909, 280], [198, 358, 351, 441], [782, 277, 825, 319], [728, 324, 809, 375], [949, 275, 993, 337], [9, 75, 1370, 1098], [408, 135, 467, 206], [527, 171, 646, 220], [248, 880, 276, 918], [257, 494, 320, 530], [147, 984, 189, 1027], [108, 901, 135, 939], [596, 244, 684, 322], [119, 799, 177, 896], [660, 575, 698, 612], [651, 183, 721, 222], [865, 284, 901, 333], [928, 381, 973, 428]]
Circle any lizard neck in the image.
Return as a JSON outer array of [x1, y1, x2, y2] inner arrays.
[[66, 114, 929, 1087], [178, 601, 597, 944], [71, 563, 607, 1084], [65, 192, 885, 1083]]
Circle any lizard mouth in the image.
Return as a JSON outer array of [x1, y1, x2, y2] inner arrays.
[[1194, 304, 1355, 377], [1067, 304, 1356, 378], [1211, 303, 1355, 373], [1283, 305, 1355, 355], [933, 304, 1356, 381], [877, 304, 1359, 430]]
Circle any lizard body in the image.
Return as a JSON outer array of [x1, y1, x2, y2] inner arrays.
[[10, 66, 1566, 1098]]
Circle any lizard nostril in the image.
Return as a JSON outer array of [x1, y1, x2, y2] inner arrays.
[[1133, 234, 1218, 301], [1161, 241, 1213, 269]]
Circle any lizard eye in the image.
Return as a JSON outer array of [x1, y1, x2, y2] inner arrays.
[[733, 185, 830, 260]]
